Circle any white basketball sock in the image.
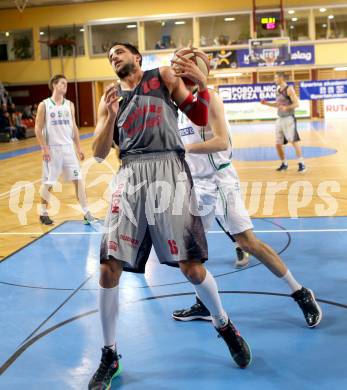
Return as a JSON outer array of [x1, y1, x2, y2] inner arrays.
[[99, 285, 119, 348], [194, 269, 228, 329], [40, 204, 48, 216], [75, 179, 89, 215], [281, 270, 302, 293]]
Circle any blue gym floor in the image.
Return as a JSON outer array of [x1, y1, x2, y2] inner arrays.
[[1, 217, 347, 390]]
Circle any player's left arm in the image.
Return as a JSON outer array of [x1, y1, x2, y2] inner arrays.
[[70, 102, 85, 161], [186, 90, 230, 154], [280, 86, 299, 112], [160, 61, 210, 126]]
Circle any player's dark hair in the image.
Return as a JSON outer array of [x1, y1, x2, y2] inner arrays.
[[107, 42, 142, 66], [49, 74, 67, 91]]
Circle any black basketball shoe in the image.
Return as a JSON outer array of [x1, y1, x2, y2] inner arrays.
[[172, 297, 212, 321], [276, 162, 288, 171], [39, 215, 54, 225], [298, 162, 307, 173], [216, 320, 252, 369], [88, 347, 122, 390], [292, 287, 322, 328]]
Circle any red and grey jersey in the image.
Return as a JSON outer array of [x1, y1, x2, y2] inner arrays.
[[114, 68, 184, 158]]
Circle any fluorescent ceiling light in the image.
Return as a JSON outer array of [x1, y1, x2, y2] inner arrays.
[[291, 17, 298, 22], [79, 28, 85, 32], [5, 32, 10, 37], [322, 24, 327, 28], [319, 8, 327, 13], [334, 67, 347, 71], [175, 21, 186, 25], [126, 24, 137, 29], [40, 31, 45, 35], [288, 10, 295, 15], [290, 25, 294, 29], [328, 15, 334, 20], [224, 17, 236, 21]]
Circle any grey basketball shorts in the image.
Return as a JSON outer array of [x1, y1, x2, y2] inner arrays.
[[100, 151, 208, 273], [276, 115, 300, 145]]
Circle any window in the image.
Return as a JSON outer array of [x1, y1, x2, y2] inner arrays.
[[144, 18, 193, 51], [89, 22, 138, 55], [258, 71, 291, 83], [285, 9, 310, 41], [315, 7, 347, 40], [199, 14, 250, 47], [293, 70, 311, 81], [212, 73, 252, 85], [0, 29, 33, 61], [40, 25, 85, 59]]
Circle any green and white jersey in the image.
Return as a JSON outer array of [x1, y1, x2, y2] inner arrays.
[[177, 106, 232, 178], [43, 98, 74, 146]]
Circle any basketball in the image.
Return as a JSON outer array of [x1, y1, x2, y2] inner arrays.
[[172, 48, 210, 86]]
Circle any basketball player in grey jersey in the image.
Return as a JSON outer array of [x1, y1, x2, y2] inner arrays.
[[88, 42, 251, 390], [261, 71, 306, 173]]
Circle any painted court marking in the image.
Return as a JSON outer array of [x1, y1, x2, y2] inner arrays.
[[0, 178, 41, 199]]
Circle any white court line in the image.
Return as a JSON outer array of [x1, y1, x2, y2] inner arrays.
[[0, 178, 41, 199], [1, 228, 347, 236], [0, 232, 102, 235], [210, 229, 347, 233], [235, 165, 347, 170]]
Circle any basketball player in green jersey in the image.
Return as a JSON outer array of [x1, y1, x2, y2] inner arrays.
[[35, 74, 97, 225]]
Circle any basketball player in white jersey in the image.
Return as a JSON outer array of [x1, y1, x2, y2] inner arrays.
[[171, 55, 322, 327], [261, 71, 306, 173], [35, 74, 97, 225], [177, 73, 249, 269]]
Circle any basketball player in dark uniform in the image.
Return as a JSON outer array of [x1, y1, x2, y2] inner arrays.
[[261, 71, 306, 173], [88, 43, 251, 389]]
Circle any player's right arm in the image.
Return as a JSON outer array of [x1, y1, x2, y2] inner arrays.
[[160, 61, 210, 126], [92, 84, 121, 161], [35, 102, 51, 162]]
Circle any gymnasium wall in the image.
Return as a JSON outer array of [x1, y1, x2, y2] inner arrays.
[[5, 82, 95, 127], [1, 0, 347, 85]]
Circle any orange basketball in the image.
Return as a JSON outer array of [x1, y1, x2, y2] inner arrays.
[[172, 48, 210, 86]]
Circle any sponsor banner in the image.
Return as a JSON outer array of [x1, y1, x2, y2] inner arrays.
[[300, 79, 347, 100], [237, 45, 315, 67], [324, 98, 347, 119], [219, 83, 294, 103], [140, 46, 314, 72], [205, 49, 238, 70], [143, 50, 238, 71], [223, 100, 311, 121]]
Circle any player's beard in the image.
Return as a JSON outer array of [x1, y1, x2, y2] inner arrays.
[[116, 61, 136, 79]]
